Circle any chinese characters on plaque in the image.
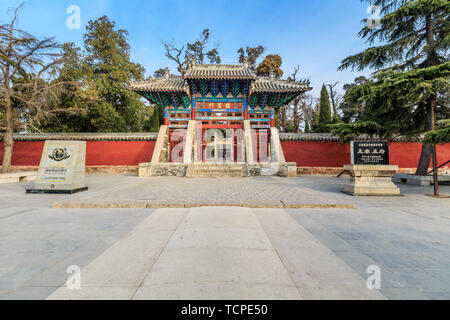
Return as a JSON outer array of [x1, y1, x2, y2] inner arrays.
[[27, 141, 88, 194], [351, 141, 390, 165]]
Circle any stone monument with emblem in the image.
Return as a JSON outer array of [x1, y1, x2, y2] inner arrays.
[[27, 141, 88, 194], [343, 141, 401, 196]]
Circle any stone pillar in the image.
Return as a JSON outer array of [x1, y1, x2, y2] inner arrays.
[[343, 165, 401, 196], [270, 127, 285, 163], [151, 125, 169, 164], [183, 121, 196, 164], [244, 120, 255, 164]]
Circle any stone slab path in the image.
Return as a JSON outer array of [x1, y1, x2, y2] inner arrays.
[[47, 207, 385, 300], [1, 175, 449, 300]]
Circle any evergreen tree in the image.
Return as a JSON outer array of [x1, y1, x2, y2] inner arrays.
[[256, 55, 284, 77], [144, 106, 160, 132], [314, 84, 332, 132], [319, 84, 332, 125], [83, 16, 146, 132], [336, 0, 450, 175]]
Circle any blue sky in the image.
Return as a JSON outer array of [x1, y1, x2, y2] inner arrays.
[[1, 0, 374, 96]]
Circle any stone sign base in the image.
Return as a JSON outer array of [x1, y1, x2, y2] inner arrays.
[[26, 187, 88, 194], [343, 165, 401, 196]]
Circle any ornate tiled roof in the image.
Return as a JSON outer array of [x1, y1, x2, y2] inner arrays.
[[279, 133, 422, 142], [0, 132, 422, 142], [250, 77, 311, 95], [128, 76, 188, 93], [2, 133, 158, 141], [184, 64, 255, 80]]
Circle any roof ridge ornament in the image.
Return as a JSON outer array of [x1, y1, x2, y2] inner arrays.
[[164, 67, 170, 78], [269, 69, 276, 81], [242, 57, 249, 69]]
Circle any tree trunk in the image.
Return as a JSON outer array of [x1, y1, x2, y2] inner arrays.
[[415, 14, 437, 176], [415, 143, 432, 176], [2, 105, 14, 174], [281, 107, 287, 133]]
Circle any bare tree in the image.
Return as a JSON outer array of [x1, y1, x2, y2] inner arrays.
[[161, 40, 189, 75], [0, 4, 78, 173], [162, 29, 221, 75]]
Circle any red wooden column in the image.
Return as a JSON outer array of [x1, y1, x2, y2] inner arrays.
[[191, 99, 196, 120], [164, 108, 169, 126], [270, 109, 275, 127], [244, 99, 249, 120]]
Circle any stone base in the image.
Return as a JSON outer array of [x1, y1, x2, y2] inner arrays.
[[343, 165, 401, 196], [139, 163, 188, 177], [139, 162, 297, 178], [26, 187, 88, 194], [393, 173, 450, 186], [0, 171, 37, 184]]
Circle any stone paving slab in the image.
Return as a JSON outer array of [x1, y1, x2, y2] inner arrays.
[[132, 207, 303, 300], [1, 175, 449, 300], [254, 209, 386, 300], [0, 207, 152, 299], [287, 206, 450, 300], [44, 207, 389, 300], [47, 209, 186, 299]]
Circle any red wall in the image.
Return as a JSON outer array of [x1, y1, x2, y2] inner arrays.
[[0, 141, 156, 166], [1, 140, 449, 169], [281, 141, 450, 168]]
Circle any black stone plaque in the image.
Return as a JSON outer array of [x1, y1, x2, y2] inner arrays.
[[351, 141, 389, 165]]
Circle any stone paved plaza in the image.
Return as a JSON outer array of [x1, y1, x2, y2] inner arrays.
[[0, 174, 449, 300]]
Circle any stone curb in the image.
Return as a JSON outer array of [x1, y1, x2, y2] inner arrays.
[[51, 202, 356, 210]]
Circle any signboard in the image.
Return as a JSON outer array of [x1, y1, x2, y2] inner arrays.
[[351, 141, 389, 165], [27, 141, 88, 194]]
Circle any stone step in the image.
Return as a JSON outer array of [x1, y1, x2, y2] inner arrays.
[[0, 171, 37, 184], [188, 164, 246, 178]]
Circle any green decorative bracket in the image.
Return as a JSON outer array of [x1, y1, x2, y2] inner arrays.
[[249, 95, 258, 109], [231, 80, 240, 97], [200, 80, 209, 97], [182, 95, 191, 109]]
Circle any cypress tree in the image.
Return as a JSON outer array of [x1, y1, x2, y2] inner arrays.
[[317, 84, 332, 132], [145, 106, 160, 132]]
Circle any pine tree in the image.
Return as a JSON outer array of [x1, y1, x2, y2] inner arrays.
[[83, 16, 146, 132], [315, 84, 332, 132], [336, 0, 450, 175]]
